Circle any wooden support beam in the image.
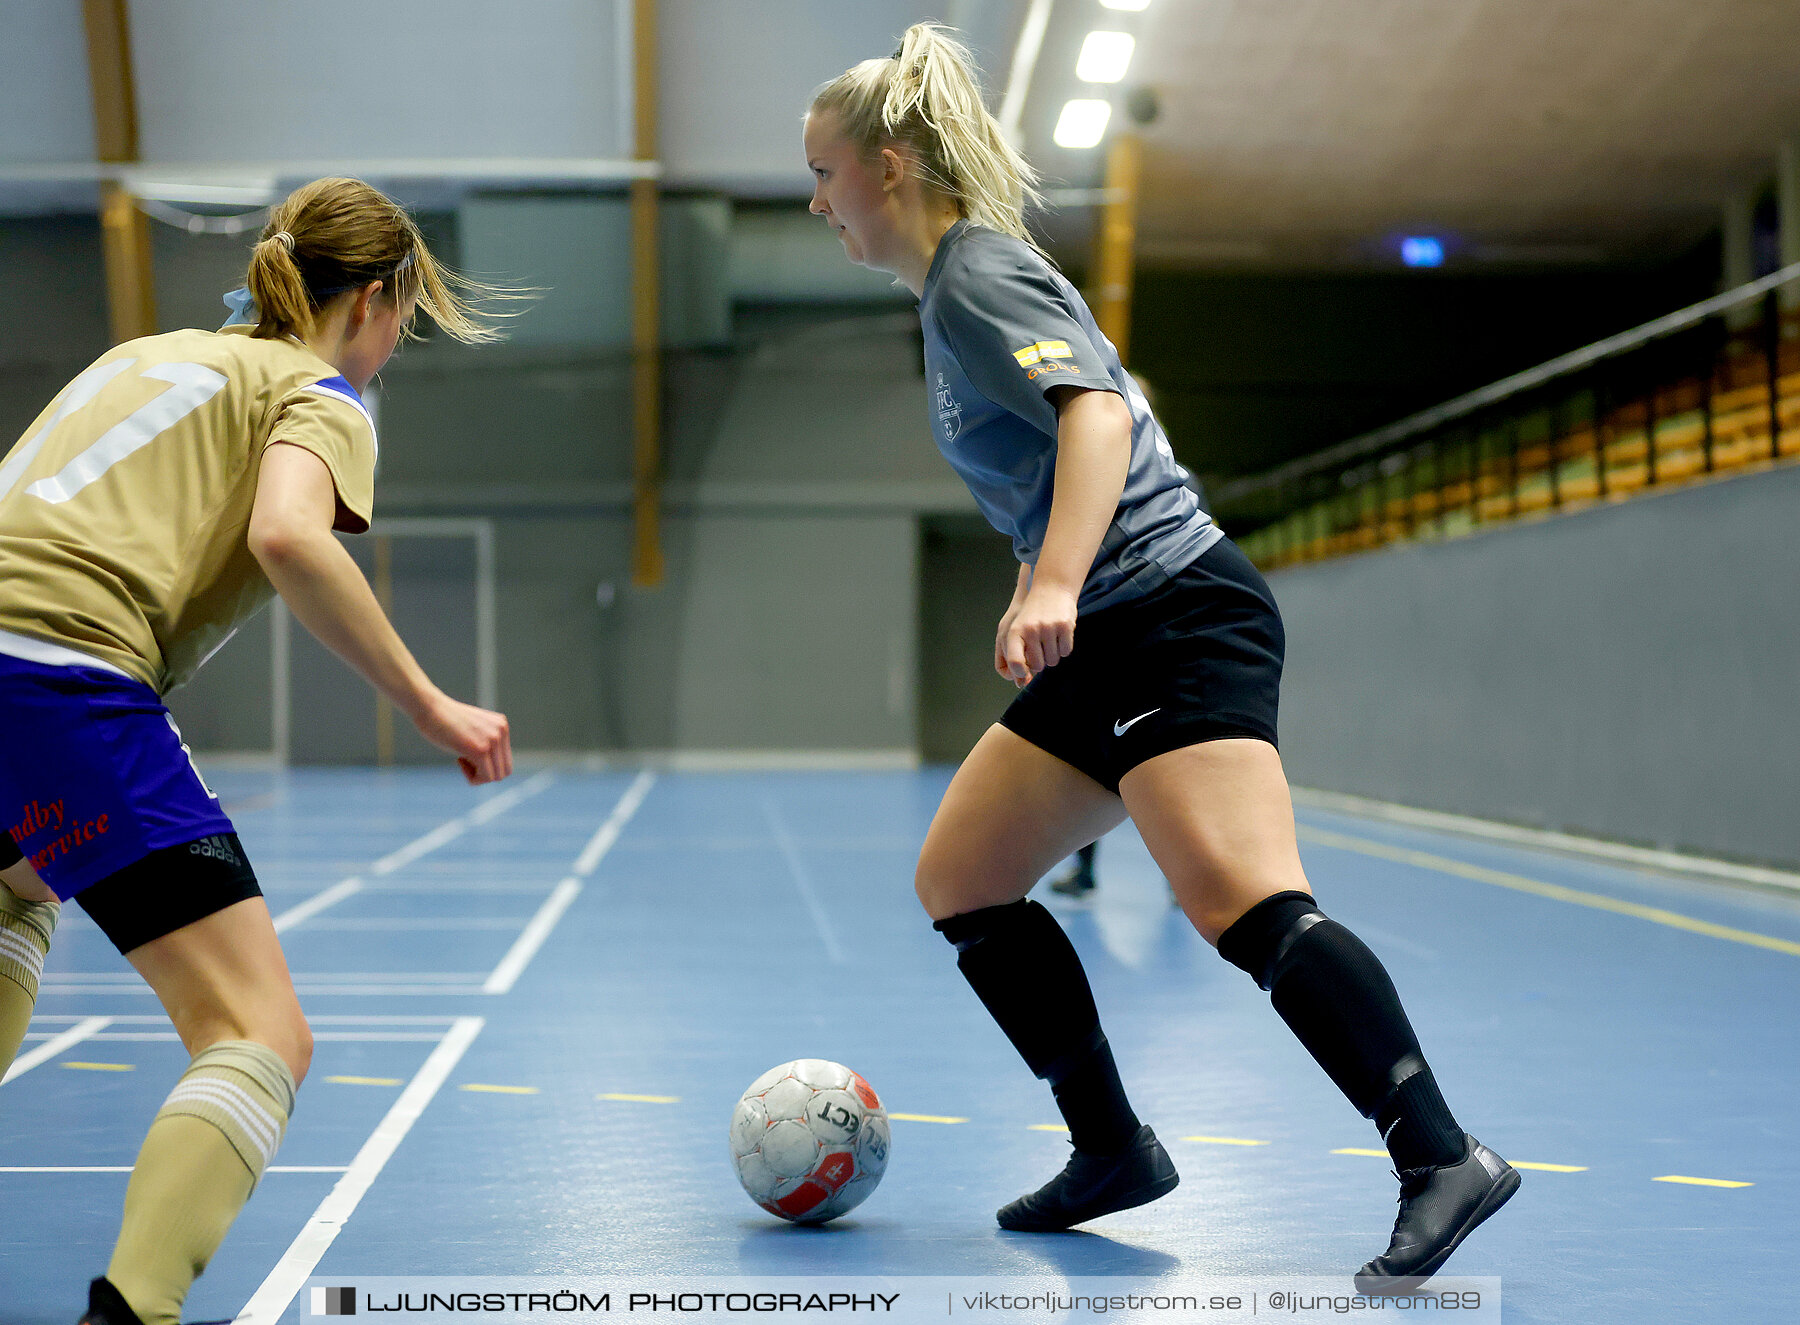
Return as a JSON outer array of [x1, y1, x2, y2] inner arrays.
[[629, 0, 666, 588], [82, 0, 157, 344], [1091, 131, 1143, 365]]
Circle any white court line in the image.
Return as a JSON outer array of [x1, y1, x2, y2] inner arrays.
[[1292, 785, 1800, 894], [2, 1016, 112, 1085], [483, 879, 581, 994], [762, 797, 847, 965], [267, 770, 557, 933], [466, 770, 557, 826], [272, 878, 362, 933], [371, 769, 558, 875], [571, 771, 656, 876], [480, 772, 658, 995], [235, 1015, 485, 1325]]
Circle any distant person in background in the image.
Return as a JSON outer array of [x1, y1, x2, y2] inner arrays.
[[804, 23, 1517, 1292], [1047, 840, 1100, 897], [0, 178, 512, 1325]]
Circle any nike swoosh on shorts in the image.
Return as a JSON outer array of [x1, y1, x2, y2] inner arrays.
[[1113, 709, 1161, 736]]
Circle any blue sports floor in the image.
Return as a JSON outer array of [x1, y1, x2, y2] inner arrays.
[[4, 765, 1797, 1323]]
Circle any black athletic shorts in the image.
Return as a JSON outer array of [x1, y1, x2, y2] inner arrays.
[[75, 833, 263, 955], [999, 536, 1284, 794]]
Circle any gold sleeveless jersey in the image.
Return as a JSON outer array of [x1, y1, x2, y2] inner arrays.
[[0, 325, 376, 693]]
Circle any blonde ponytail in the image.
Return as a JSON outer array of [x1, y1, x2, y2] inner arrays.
[[811, 23, 1043, 253], [246, 177, 510, 345]]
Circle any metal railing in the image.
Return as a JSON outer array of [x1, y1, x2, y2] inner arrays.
[[1224, 263, 1800, 569]]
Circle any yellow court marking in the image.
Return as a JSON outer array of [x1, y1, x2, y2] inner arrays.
[[1654, 1175, 1753, 1188], [460, 1083, 539, 1095], [889, 1113, 968, 1124], [326, 1075, 402, 1087], [1298, 825, 1800, 958], [1028, 1124, 1071, 1133], [62, 1062, 133, 1072], [1514, 1162, 1587, 1173], [1183, 1135, 1270, 1147], [597, 1093, 680, 1104], [1332, 1148, 1390, 1158]]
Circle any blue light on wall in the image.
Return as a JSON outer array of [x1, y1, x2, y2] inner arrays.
[[1401, 236, 1445, 268]]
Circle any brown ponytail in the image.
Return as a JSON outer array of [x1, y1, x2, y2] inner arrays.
[[246, 177, 506, 345]]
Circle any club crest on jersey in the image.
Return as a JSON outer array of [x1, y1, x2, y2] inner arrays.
[[935, 372, 962, 443], [1012, 339, 1073, 369]]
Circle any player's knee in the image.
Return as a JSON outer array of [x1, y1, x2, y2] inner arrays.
[[260, 1009, 313, 1086], [914, 843, 1018, 922], [1170, 852, 1311, 944], [913, 854, 960, 922], [190, 1009, 311, 1085]]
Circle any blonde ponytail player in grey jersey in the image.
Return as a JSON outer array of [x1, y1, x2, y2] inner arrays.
[[806, 22, 1044, 277]]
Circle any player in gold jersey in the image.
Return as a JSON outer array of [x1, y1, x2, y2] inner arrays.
[[0, 178, 513, 1325]]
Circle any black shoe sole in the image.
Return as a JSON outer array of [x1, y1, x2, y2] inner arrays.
[[1354, 1166, 1521, 1296], [997, 1168, 1180, 1232]]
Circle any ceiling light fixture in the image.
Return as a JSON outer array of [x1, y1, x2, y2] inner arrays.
[[1054, 99, 1113, 149], [1076, 31, 1135, 84]]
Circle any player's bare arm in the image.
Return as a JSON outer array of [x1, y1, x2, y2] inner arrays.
[[1001, 386, 1133, 683], [248, 442, 512, 784]]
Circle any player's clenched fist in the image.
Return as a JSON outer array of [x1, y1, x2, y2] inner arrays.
[[1001, 583, 1078, 686], [413, 692, 513, 784]]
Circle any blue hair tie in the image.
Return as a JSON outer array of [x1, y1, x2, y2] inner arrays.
[[220, 286, 258, 328]]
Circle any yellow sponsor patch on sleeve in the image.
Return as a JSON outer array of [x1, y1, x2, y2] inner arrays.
[[1013, 344, 1043, 367], [1036, 340, 1073, 360]]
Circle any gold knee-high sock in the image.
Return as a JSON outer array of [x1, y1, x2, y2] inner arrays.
[[0, 886, 57, 1075], [108, 1040, 296, 1325]]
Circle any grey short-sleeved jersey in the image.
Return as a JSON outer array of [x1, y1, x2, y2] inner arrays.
[[918, 220, 1220, 612]]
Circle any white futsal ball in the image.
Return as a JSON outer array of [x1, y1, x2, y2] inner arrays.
[[729, 1059, 890, 1223]]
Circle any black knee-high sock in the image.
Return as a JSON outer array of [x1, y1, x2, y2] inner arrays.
[[1218, 890, 1465, 1171], [935, 899, 1141, 1154]]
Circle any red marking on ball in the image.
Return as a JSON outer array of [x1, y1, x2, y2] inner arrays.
[[849, 1073, 881, 1111], [773, 1181, 829, 1217], [813, 1151, 855, 1192]]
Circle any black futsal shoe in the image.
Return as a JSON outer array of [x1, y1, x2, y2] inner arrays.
[[79, 1279, 145, 1325], [78, 1278, 229, 1325], [1354, 1134, 1520, 1295], [1048, 863, 1096, 898], [997, 1123, 1179, 1231]]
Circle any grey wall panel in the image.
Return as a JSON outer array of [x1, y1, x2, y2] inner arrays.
[[668, 513, 917, 751], [1270, 464, 1800, 866], [729, 208, 914, 303], [692, 312, 940, 486], [165, 607, 275, 753], [458, 196, 730, 349], [918, 515, 1022, 763], [659, 0, 936, 191], [0, 0, 93, 164], [130, 0, 625, 162]]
